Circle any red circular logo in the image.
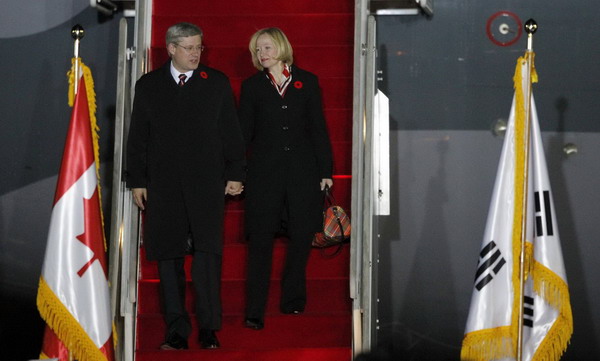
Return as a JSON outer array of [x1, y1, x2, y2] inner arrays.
[[486, 11, 523, 47], [294, 81, 303, 89], [200, 71, 208, 79]]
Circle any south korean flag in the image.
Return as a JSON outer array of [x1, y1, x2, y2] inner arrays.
[[520, 97, 571, 361]]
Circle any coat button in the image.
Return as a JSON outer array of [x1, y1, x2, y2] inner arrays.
[[281, 105, 288, 109], [282, 126, 289, 130], [284, 146, 290, 151]]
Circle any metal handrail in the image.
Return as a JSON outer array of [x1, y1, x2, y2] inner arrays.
[[351, 0, 374, 357], [108, 16, 138, 361], [108, 1, 152, 359]]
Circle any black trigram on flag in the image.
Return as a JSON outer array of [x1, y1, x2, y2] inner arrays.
[[523, 295, 535, 327], [534, 190, 554, 237], [474, 240, 507, 291]]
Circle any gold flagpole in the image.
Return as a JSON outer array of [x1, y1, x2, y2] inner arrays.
[[71, 24, 84, 95], [69, 24, 85, 361], [516, 18, 538, 361]]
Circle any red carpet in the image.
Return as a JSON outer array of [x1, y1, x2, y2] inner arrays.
[[136, 1, 354, 360]]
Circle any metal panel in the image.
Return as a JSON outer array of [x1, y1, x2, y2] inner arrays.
[[372, 2, 600, 358], [132, 0, 152, 81], [362, 14, 379, 350], [108, 17, 136, 361], [351, 11, 380, 356], [109, 0, 153, 358], [351, 0, 369, 356]]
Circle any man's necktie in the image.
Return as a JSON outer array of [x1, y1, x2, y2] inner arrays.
[[178, 74, 187, 86]]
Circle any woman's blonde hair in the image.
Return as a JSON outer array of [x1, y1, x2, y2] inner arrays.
[[248, 27, 294, 70]]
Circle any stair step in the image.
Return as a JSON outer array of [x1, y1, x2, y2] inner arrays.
[[136, 314, 351, 349], [141, 243, 351, 280], [331, 141, 353, 176], [140, 1, 354, 359], [325, 108, 354, 142], [154, 0, 353, 16], [152, 14, 354, 47], [136, 347, 351, 361], [138, 278, 351, 315]]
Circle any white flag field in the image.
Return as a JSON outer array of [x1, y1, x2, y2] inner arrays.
[[461, 52, 573, 361]]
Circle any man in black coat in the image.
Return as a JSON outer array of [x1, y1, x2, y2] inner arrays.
[[126, 22, 245, 350]]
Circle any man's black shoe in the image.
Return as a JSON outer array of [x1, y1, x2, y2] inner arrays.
[[244, 318, 264, 330], [159, 333, 188, 350], [199, 329, 220, 349]]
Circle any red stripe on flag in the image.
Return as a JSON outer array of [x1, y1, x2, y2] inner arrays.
[[100, 335, 115, 361], [54, 77, 95, 205], [41, 326, 70, 361]]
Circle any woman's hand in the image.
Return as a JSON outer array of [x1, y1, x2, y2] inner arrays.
[[225, 181, 244, 196], [320, 178, 333, 191]]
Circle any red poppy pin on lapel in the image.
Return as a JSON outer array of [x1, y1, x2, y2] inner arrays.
[[294, 81, 303, 89], [200, 71, 208, 79]]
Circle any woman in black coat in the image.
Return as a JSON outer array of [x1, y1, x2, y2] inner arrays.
[[238, 27, 333, 330]]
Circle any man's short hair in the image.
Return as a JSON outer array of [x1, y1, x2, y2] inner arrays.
[[248, 27, 294, 71], [165, 22, 203, 46]]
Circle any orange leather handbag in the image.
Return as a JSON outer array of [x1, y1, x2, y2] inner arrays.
[[313, 186, 351, 256]]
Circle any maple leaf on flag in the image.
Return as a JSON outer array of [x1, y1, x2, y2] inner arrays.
[[76, 187, 108, 279]]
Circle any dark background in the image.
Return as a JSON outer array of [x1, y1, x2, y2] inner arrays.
[[0, 2, 123, 360], [1, 1, 599, 361], [373, 1, 600, 360]]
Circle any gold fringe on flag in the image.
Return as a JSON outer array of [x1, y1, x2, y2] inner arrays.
[[509, 51, 537, 359], [512, 51, 571, 361], [531, 261, 573, 361], [67, 58, 107, 251], [461, 326, 514, 361], [37, 277, 109, 361], [459, 227, 534, 360]]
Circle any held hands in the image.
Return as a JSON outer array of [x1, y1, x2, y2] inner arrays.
[[320, 178, 333, 191], [133, 183, 242, 208], [225, 181, 244, 196], [132, 188, 147, 210]]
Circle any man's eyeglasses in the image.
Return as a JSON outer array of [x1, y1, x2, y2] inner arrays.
[[175, 44, 204, 54]]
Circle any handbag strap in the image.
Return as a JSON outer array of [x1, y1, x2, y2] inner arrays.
[[331, 207, 347, 242], [319, 185, 347, 258], [322, 185, 334, 209]]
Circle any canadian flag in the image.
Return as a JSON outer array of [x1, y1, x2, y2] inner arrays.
[[37, 65, 114, 361]]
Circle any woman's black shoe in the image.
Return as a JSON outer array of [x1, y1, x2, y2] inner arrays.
[[199, 329, 220, 349], [281, 308, 303, 315], [244, 318, 264, 330]]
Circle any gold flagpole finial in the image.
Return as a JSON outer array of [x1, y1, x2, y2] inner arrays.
[[524, 19, 537, 51], [71, 25, 84, 95], [71, 24, 85, 41]]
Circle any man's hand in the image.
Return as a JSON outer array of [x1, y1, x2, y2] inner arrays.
[[225, 181, 244, 196], [132, 188, 147, 210]]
